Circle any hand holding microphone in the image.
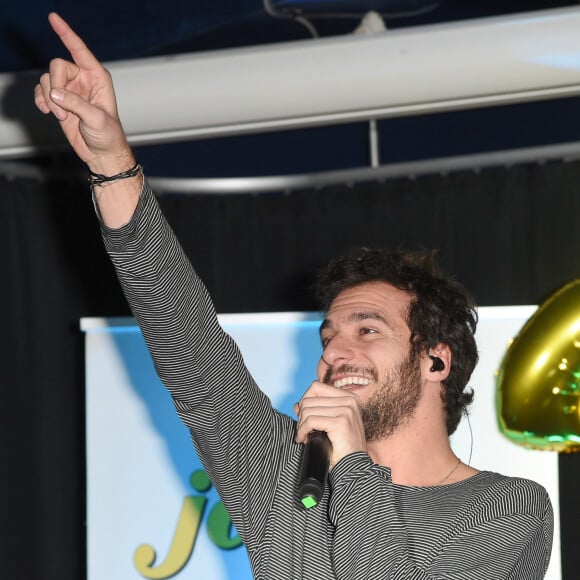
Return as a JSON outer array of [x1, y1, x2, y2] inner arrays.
[[295, 381, 367, 509]]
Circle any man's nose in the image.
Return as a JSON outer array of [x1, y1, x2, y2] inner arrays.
[[321, 335, 355, 367]]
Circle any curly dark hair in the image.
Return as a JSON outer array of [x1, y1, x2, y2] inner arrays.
[[315, 248, 478, 435]]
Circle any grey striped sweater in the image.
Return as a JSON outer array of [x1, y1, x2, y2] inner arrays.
[[101, 182, 553, 579]]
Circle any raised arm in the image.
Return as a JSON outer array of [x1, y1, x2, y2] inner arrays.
[[35, 15, 296, 546], [34, 12, 140, 228]]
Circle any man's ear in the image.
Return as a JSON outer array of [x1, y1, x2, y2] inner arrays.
[[424, 343, 452, 380]]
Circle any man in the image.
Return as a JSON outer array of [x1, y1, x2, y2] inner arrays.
[[35, 13, 553, 579]]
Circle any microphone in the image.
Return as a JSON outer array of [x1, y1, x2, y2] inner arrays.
[[298, 430, 332, 509]]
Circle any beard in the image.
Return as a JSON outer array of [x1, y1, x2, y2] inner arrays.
[[325, 353, 422, 443], [362, 352, 422, 442]]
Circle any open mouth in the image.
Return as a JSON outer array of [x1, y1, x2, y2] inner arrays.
[[332, 376, 373, 389]]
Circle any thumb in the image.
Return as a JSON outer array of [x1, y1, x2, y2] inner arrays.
[[49, 87, 97, 122], [49, 87, 126, 161]]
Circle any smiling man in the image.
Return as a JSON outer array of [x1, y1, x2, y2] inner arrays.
[[294, 250, 481, 486], [35, 12, 553, 579]]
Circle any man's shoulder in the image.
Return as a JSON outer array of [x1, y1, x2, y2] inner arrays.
[[466, 470, 552, 517]]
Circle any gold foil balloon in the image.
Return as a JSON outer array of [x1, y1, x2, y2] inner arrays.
[[496, 279, 580, 453]]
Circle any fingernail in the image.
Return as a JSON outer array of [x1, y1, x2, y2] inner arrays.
[[50, 88, 64, 102]]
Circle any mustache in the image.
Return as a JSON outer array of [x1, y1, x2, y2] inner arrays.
[[323, 363, 378, 385]]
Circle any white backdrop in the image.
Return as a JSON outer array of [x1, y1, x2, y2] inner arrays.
[[82, 306, 560, 580]]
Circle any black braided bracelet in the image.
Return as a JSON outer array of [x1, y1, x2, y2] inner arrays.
[[88, 162, 142, 186]]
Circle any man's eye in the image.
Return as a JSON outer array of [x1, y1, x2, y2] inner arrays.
[[360, 327, 377, 335], [321, 337, 331, 348]]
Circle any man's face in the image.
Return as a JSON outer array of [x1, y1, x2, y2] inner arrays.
[[317, 281, 423, 441]]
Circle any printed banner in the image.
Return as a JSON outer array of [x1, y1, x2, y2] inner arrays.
[[82, 307, 561, 580]]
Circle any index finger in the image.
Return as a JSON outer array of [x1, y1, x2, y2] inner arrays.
[[301, 380, 355, 400], [48, 12, 101, 71]]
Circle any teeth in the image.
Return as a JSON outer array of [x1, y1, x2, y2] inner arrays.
[[333, 376, 372, 389]]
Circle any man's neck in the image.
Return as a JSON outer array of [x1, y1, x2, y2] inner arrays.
[[366, 419, 472, 487]]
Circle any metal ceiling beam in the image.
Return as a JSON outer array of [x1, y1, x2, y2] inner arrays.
[[1, 6, 580, 160], [3, 140, 580, 193]]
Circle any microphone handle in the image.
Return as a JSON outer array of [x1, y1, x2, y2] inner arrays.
[[298, 430, 332, 509]]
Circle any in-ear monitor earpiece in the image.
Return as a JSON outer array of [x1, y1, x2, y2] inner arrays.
[[429, 355, 445, 372]]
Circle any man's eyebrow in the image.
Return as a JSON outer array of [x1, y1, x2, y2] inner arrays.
[[319, 311, 391, 336], [348, 311, 390, 326]]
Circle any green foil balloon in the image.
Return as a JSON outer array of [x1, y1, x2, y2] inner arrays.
[[496, 279, 580, 453]]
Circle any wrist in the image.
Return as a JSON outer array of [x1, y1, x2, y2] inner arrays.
[[91, 169, 144, 229], [88, 162, 142, 187], [86, 147, 136, 177]]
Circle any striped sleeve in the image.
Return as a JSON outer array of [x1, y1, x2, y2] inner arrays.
[[100, 183, 299, 551]]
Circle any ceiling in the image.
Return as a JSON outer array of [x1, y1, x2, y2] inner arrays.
[[2, 0, 580, 179], [1, 0, 577, 72]]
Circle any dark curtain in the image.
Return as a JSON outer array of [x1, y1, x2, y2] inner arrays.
[[2, 157, 579, 579]]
